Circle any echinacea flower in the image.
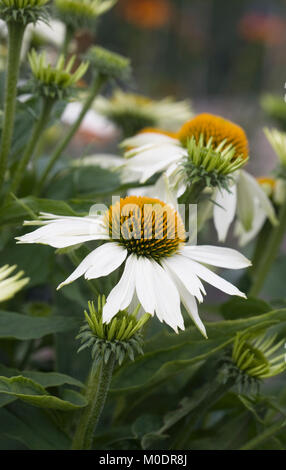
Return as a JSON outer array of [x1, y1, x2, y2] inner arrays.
[[122, 113, 277, 242], [95, 90, 193, 137], [16, 196, 251, 336], [0, 264, 29, 302]]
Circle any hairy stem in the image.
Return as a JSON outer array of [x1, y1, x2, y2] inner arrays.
[[72, 354, 115, 450], [0, 22, 25, 196]]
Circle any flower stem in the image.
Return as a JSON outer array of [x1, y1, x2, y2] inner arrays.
[[61, 24, 74, 56], [0, 22, 25, 196], [249, 198, 286, 297], [72, 354, 115, 450], [4, 96, 54, 203], [36, 75, 106, 194]]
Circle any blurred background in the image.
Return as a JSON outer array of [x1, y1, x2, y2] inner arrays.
[[96, 0, 286, 176]]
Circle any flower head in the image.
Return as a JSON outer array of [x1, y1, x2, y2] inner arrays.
[[77, 295, 150, 366], [229, 331, 286, 386], [0, 0, 49, 25], [16, 197, 251, 335], [122, 114, 276, 243], [0, 264, 29, 302], [86, 46, 132, 83], [178, 113, 249, 160], [95, 90, 193, 137], [54, 0, 117, 30], [28, 49, 89, 99]]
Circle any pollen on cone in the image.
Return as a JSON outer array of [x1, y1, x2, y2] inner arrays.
[[178, 113, 249, 159]]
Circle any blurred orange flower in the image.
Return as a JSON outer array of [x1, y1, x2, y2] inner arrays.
[[118, 0, 172, 29], [238, 13, 286, 45]]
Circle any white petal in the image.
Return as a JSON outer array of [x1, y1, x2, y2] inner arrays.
[[150, 260, 184, 333], [122, 133, 179, 148], [57, 243, 127, 289], [103, 255, 137, 323], [236, 171, 256, 231], [171, 274, 207, 338], [234, 204, 267, 247], [127, 144, 185, 183], [134, 257, 156, 314], [162, 254, 206, 302], [16, 215, 108, 248], [182, 245, 251, 269], [213, 185, 237, 242], [186, 259, 247, 298], [240, 170, 278, 226]]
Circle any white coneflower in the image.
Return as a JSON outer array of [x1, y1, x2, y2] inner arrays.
[[0, 264, 29, 302], [16, 196, 251, 336], [95, 90, 193, 137], [122, 114, 277, 242]]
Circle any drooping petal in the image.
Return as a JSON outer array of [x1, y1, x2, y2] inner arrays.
[[234, 203, 267, 247], [57, 243, 127, 289], [134, 256, 156, 315], [150, 260, 184, 333], [162, 254, 206, 302], [182, 245, 251, 269], [185, 259, 246, 298], [240, 170, 278, 226], [236, 171, 257, 231], [213, 185, 237, 242], [103, 255, 137, 323], [170, 273, 207, 338]]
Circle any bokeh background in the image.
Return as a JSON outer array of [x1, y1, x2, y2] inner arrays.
[[96, 0, 286, 176]]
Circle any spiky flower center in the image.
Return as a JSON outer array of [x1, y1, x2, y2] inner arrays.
[[105, 196, 186, 260], [178, 113, 249, 160]]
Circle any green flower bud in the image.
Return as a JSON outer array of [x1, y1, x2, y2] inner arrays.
[[86, 46, 132, 83], [28, 49, 89, 99], [77, 296, 150, 367], [223, 331, 286, 392], [0, 0, 49, 25], [54, 0, 117, 30]]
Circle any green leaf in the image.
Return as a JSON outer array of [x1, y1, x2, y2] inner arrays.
[[0, 376, 87, 410], [0, 365, 84, 389], [0, 402, 70, 449], [111, 308, 286, 394], [0, 310, 79, 340], [220, 297, 271, 320], [0, 196, 79, 227]]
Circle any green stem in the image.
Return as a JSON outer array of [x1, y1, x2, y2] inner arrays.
[[72, 354, 115, 450], [172, 377, 235, 449], [4, 96, 54, 203], [178, 181, 206, 234], [61, 24, 74, 56], [240, 418, 286, 450], [0, 22, 25, 196], [249, 199, 286, 297], [36, 75, 106, 194]]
